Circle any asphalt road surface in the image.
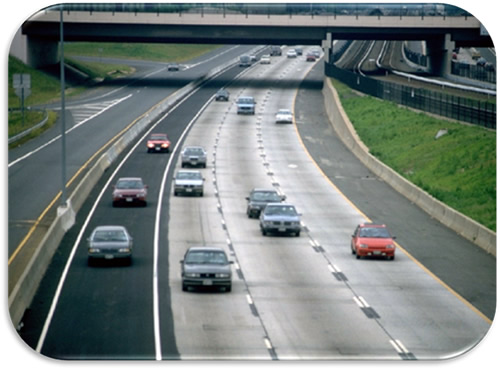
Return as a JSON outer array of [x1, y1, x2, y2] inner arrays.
[[15, 47, 493, 361]]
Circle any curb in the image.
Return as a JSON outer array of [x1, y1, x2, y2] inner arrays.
[[322, 77, 496, 257]]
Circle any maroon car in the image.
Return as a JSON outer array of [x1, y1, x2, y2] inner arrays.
[[147, 133, 171, 153], [112, 177, 148, 207]]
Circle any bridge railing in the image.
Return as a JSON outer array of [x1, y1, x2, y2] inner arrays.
[[53, 3, 471, 18]]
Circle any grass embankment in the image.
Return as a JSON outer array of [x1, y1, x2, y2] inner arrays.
[[8, 43, 221, 142], [331, 79, 496, 231]]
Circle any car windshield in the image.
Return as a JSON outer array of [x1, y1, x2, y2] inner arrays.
[[177, 172, 202, 180], [184, 148, 204, 155], [359, 227, 391, 238], [93, 230, 127, 242], [264, 205, 297, 216], [251, 191, 281, 202], [116, 179, 143, 189], [238, 98, 254, 104], [278, 109, 292, 115], [185, 250, 228, 265], [150, 134, 167, 140]]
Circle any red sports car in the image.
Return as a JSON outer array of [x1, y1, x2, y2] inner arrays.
[[147, 133, 171, 153], [351, 223, 396, 260]]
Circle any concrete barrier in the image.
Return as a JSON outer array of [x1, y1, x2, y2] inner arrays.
[[322, 77, 496, 257], [8, 47, 265, 328]]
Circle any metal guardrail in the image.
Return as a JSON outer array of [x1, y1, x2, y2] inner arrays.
[[52, 3, 471, 18], [324, 62, 496, 129], [8, 109, 49, 144]]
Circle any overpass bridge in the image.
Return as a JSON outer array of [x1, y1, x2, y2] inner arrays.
[[16, 3, 492, 75]]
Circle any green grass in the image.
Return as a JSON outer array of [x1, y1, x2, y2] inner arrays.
[[64, 42, 220, 63], [8, 43, 221, 142], [332, 79, 496, 231]]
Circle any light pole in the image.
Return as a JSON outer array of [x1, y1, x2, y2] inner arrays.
[[60, 5, 67, 207]]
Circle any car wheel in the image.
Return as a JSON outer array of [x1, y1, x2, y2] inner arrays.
[[225, 284, 232, 293], [356, 253, 361, 260], [295, 231, 300, 237], [261, 229, 267, 236], [182, 283, 188, 292], [351, 246, 356, 255]]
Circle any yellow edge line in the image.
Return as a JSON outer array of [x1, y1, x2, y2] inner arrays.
[[9, 94, 171, 266], [291, 85, 492, 325]]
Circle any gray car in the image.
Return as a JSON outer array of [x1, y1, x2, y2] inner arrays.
[[87, 225, 133, 265], [259, 203, 302, 237], [174, 170, 205, 196], [245, 188, 286, 218], [181, 146, 207, 168], [236, 96, 256, 115], [180, 246, 233, 292]]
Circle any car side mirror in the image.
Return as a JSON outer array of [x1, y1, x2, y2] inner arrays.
[[180, 260, 184, 264], [245, 197, 250, 201], [229, 261, 234, 265], [145, 185, 149, 189], [281, 195, 287, 201], [393, 236, 397, 240]]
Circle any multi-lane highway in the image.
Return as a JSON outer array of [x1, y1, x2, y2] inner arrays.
[[8, 45, 257, 290], [13, 46, 493, 361]]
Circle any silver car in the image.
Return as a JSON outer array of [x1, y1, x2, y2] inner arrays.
[[259, 203, 302, 237], [246, 188, 286, 218], [174, 170, 205, 196], [181, 146, 207, 168], [87, 225, 133, 265], [180, 246, 233, 292]]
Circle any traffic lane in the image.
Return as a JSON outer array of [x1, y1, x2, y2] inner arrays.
[[241, 53, 489, 359], [39, 129, 177, 359], [165, 59, 274, 360], [167, 149, 271, 359], [8, 45, 253, 257], [212, 51, 401, 359], [295, 62, 496, 320], [290, 65, 492, 354]]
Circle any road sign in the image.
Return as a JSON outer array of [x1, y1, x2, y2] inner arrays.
[[13, 73, 31, 89]]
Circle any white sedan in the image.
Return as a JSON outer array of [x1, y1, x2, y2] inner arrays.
[[286, 49, 297, 58], [260, 55, 271, 64], [275, 109, 294, 124]]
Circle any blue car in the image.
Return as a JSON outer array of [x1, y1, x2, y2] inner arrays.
[[259, 203, 302, 237]]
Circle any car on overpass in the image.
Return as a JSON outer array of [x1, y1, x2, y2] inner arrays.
[[112, 177, 148, 207], [260, 203, 302, 237], [87, 225, 133, 266], [351, 223, 396, 260], [180, 246, 233, 292], [173, 170, 205, 196]]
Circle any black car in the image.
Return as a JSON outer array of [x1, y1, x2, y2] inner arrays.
[[245, 188, 286, 218], [215, 88, 230, 101]]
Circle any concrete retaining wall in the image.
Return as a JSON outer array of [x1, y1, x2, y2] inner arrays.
[[322, 77, 496, 257]]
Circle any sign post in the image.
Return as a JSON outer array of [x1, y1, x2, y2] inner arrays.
[[13, 73, 31, 127]]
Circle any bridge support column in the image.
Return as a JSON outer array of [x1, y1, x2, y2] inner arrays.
[[322, 32, 332, 63], [426, 33, 454, 77], [27, 36, 59, 68]]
